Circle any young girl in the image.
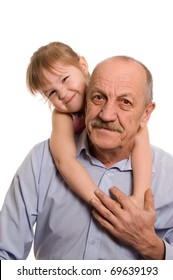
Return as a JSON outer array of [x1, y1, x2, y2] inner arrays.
[[26, 41, 152, 208]]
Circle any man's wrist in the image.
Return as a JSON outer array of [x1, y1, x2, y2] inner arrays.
[[141, 236, 165, 260]]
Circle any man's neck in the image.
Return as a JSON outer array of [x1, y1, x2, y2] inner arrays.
[[89, 141, 131, 168]]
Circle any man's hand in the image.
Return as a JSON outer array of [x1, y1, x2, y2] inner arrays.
[[90, 187, 165, 259]]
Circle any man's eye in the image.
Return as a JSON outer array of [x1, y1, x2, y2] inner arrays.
[[92, 95, 104, 100], [93, 95, 102, 100], [119, 98, 133, 110], [91, 94, 105, 105], [122, 99, 131, 104], [62, 76, 69, 83]]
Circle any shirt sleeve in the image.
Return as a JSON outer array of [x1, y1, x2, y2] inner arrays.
[[0, 144, 42, 259], [164, 241, 173, 260]]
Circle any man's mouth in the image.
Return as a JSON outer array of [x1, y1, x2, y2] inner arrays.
[[91, 119, 124, 133]]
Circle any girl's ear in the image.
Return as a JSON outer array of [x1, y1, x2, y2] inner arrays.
[[140, 102, 156, 128], [79, 56, 89, 74]]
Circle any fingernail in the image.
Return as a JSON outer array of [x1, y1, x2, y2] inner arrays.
[[95, 189, 100, 195], [90, 198, 97, 205]]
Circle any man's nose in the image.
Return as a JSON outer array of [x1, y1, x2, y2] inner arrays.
[[99, 101, 118, 122]]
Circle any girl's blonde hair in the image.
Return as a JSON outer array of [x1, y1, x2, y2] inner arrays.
[[26, 42, 85, 96]]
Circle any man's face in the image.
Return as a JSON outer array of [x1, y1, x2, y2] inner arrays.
[[85, 58, 152, 156]]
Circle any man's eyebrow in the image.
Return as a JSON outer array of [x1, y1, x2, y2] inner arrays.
[[89, 86, 105, 94], [118, 92, 134, 98]]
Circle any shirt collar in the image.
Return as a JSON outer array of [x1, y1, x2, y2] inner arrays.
[[76, 129, 155, 173], [76, 129, 89, 156]]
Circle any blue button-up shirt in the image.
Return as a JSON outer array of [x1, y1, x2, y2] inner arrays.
[[0, 130, 173, 259]]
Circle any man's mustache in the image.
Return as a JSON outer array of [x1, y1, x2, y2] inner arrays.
[[91, 118, 124, 132]]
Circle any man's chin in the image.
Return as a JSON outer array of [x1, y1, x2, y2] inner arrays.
[[90, 129, 120, 144], [90, 135, 120, 152]]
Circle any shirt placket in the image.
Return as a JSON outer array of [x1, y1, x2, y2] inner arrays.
[[83, 169, 115, 259]]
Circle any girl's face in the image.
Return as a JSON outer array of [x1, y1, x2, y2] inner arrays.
[[42, 58, 89, 113]]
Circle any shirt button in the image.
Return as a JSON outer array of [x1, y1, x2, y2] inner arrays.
[[90, 240, 96, 245]]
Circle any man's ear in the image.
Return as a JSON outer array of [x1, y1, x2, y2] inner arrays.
[[140, 102, 156, 128], [79, 56, 89, 74]]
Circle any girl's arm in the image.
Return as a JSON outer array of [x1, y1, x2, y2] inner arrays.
[[131, 126, 152, 208], [49, 109, 98, 203]]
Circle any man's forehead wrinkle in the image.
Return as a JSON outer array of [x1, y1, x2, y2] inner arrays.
[[90, 73, 137, 95], [92, 70, 136, 82], [90, 75, 114, 89]]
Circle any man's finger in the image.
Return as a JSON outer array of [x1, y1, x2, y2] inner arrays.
[[94, 188, 122, 213], [109, 187, 133, 210], [92, 209, 116, 234]]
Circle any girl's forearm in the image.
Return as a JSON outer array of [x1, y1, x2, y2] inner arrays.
[[131, 126, 152, 206], [55, 157, 98, 203]]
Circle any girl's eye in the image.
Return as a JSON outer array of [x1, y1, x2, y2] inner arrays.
[[62, 76, 69, 83], [48, 90, 56, 98]]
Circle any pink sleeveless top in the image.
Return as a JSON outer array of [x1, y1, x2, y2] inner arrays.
[[72, 112, 85, 134]]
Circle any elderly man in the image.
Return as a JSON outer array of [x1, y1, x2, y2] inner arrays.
[[0, 56, 173, 259]]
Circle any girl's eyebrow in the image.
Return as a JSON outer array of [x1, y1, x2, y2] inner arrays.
[[42, 88, 51, 95]]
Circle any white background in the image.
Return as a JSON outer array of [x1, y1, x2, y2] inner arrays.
[[0, 0, 173, 259]]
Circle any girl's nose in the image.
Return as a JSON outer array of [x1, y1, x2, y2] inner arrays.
[[58, 85, 67, 100]]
